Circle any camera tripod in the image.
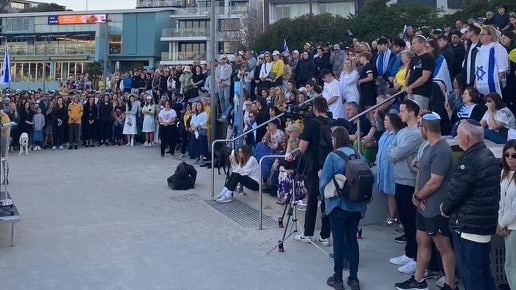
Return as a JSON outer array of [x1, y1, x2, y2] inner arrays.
[[266, 184, 300, 255]]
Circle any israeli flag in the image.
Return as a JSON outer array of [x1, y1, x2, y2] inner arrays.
[[283, 39, 289, 55], [1, 45, 11, 85]]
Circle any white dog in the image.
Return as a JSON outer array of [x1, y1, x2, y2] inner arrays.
[[18, 132, 29, 155]]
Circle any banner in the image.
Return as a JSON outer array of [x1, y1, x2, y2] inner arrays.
[[48, 14, 107, 25], [1, 46, 11, 85]]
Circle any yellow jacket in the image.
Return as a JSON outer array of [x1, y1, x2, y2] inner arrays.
[[271, 60, 285, 81], [68, 102, 83, 124]]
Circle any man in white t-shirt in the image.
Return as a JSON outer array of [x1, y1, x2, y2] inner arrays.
[[320, 69, 344, 119]]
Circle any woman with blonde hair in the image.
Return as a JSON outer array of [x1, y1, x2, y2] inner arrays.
[[394, 50, 414, 91], [339, 57, 360, 106], [475, 25, 509, 96]]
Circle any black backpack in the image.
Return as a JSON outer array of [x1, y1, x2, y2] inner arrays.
[[314, 118, 333, 170], [167, 162, 197, 190], [332, 149, 374, 202]]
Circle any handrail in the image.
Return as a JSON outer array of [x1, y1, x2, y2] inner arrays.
[[210, 98, 314, 198], [347, 90, 404, 152], [210, 113, 285, 198], [348, 91, 404, 123]]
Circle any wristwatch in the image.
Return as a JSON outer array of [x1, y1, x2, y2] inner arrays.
[[413, 193, 422, 201]]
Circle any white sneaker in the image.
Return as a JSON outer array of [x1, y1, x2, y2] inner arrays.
[[389, 254, 412, 266], [59, 145, 64, 150], [317, 237, 331, 247], [216, 196, 232, 203], [212, 189, 227, 201], [52, 146, 56, 150], [398, 259, 417, 274], [294, 234, 312, 243], [435, 276, 445, 288], [143, 142, 148, 147]]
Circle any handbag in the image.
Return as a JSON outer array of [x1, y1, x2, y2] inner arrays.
[[199, 127, 208, 137]]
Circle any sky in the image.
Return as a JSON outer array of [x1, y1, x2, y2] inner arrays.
[[39, 0, 137, 11]]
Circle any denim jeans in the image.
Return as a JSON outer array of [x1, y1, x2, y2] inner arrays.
[[395, 183, 417, 259], [484, 129, 507, 144], [452, 231, 496, 290], [218, 85, 231, 114], [329, 207, 361, 280]]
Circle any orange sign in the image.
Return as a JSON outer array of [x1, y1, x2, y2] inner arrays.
[[48, 14, 107, 25]]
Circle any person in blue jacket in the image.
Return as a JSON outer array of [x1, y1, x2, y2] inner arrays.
[[319, 126, 368, 290]]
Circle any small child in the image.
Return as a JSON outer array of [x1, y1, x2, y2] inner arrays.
[[32, 107, 45, 150]]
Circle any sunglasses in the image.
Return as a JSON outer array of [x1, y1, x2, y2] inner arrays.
[[504, 153, 516, 159]]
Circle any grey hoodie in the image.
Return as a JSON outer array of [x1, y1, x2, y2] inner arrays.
[[387, 125, 423, 187]]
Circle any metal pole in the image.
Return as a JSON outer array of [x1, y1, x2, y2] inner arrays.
[[42, 38, 46, 93], [103, 18, 109, 92], [209, 0, 217, 160]]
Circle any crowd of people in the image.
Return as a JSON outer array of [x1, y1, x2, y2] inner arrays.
[[1, 4, 516, 290]]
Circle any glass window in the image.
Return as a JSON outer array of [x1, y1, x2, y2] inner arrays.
[[109, 35, 122, 54]]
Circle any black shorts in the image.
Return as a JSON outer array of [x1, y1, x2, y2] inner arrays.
[[415, 212, 451, 237]]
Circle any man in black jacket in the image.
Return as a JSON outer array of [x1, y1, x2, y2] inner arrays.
[[441, 119, 500, 290]]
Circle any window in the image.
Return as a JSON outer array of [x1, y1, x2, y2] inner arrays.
[[109, 35, 122, 54], [274, 5, 290, 20], [219, 19, 240, 31], [319, 2, 355, 17], [2, 17, 30, 32], [179, 42, 206, 61]]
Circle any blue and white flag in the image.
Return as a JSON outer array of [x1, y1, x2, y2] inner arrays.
[[1, 45, 11, 85], [283, 39, 289, 55]]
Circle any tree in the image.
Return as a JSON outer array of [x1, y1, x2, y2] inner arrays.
[[219, 14, 262, 52], [21, 3, 66, 13], [253, 13, 351, 52], [85, 61, 103, 78]]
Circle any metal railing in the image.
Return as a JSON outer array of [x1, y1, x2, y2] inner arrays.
[[210, 97, 315, 198], [209, 92, 403, 229], [348, 91, 403, 152]]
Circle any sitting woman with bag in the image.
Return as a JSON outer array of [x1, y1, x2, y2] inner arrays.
[[213, 144, 260, 203]]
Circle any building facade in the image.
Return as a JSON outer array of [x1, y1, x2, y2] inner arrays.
[[159, 0, 260, 65], [264, 0, 463, 25], [0, 8, 171, 84]]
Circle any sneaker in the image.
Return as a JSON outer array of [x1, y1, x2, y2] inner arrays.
[[74, 145, 78, 149], [396, 225, 405, 233], [438, 282, 458, 290], [59, 145, 63, 150], [395, 275, 428, 290], [398, 259, 417, 274], [435, 276, 459, 288], [395, 234, 407, 243], [212, 192, 224, 201], [424, 270, 442, 280], [52, 146, 56, 150], [347, 277, 360, 290], [294, 234, 312, 243], [390, 254, 412, 266], [180, 154, 185, 158], [317, 237, 331, 247], [216, 196, 232, 203], [326, 275, 345, 290], [380, 217, 399, 227]]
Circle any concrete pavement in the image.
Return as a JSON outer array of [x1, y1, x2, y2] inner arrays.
[[0, 144, 451, 290]]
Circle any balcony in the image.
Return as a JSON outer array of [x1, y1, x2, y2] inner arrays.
[[161, 51, 206, 62], [172, 6, 250, 17], [162, 27, 210, 38], [137, 0, 185, 8]]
